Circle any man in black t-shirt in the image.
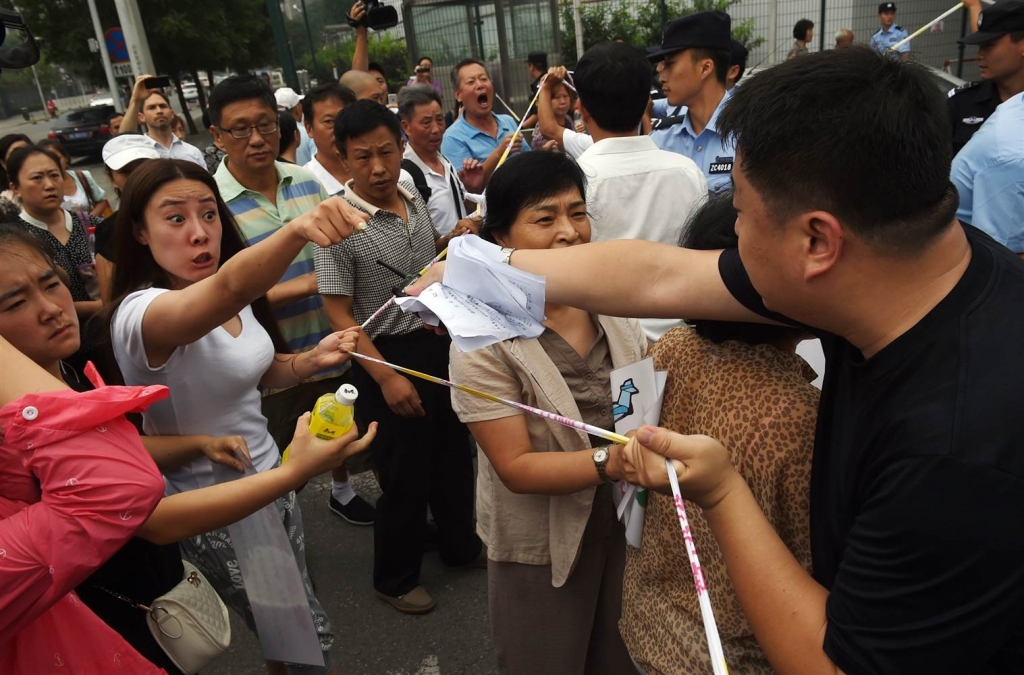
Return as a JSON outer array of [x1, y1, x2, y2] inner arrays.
[[409, 48, 1024, 673]]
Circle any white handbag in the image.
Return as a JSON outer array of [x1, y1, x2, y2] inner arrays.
[[98, 559, 231, 674], [146, 560, 232, 674]]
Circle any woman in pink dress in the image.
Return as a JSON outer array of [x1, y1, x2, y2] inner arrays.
[[0, 334, 169, 673], [0, 219, 375, 672]]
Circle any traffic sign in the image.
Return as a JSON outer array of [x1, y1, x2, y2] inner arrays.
[[104, 27, 129, 63], [112, 62, 134, 77]]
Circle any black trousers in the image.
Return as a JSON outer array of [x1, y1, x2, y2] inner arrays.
[[351, 330, 481, 596]]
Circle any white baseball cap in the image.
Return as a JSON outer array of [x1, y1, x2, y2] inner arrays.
[[102, 134, 161, 171], [275, 87, 304, 110]]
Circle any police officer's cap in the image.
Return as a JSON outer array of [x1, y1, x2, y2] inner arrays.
[[959, 0, 1024, 44], [647, 11, 732, 62], [878, 2, 896, 13]]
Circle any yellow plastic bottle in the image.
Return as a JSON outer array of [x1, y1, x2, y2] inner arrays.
[[282, 383, 359, 463]]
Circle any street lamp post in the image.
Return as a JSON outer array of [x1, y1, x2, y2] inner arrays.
[[30, 64, 47, 115], [299, 0, 320, 85], [86, 0, 123, 111]]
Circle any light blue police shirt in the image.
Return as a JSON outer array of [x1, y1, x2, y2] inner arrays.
[[296, 122, 317, 166], [440, 112, 528, 169], [951, 93, 1024, 252], [650, 88, 735, 194], [870, 25, 910, 53]]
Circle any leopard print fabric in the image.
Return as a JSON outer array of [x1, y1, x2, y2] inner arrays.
[[619, 327, 819, 675]]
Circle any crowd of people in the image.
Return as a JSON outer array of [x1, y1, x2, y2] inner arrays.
[[1, 0, 1024, 672]]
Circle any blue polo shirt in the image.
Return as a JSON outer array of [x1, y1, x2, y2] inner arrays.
[[441, 112, 528, 168], [951, 93, 1024, 253], [870, 25, 910, 53], [650, 88, 735, 194]]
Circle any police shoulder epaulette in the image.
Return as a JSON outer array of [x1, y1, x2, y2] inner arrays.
[[948, 80, 982, 98], [895, 25, 903, 30]]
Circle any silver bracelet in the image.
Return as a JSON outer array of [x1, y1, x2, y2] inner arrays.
[[500, 247, 516, 265]]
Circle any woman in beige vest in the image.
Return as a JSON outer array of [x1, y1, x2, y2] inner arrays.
[[449, 151, 646, 674]]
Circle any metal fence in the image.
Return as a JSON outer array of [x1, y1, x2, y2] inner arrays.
[[283, 0, 978, 116], [396, 0, 978, 116], [399, 0, 563, 115]]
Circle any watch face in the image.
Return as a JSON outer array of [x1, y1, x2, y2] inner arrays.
[[594, 448, 609, 463]]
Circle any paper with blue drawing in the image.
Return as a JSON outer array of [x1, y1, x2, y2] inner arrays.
[[394, 235, 547, 351], [610, 357, 667, 548]]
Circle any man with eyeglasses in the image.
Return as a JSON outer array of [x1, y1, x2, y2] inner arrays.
[[209, 74, 378, 529]]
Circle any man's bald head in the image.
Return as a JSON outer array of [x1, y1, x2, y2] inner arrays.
[[340, 70, 385, 105], [835, 28, 854, 48]]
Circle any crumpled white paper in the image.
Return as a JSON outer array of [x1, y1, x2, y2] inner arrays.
[[394, 235, 547, 352]]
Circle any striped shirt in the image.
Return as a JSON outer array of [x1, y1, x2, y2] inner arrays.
[[315, 181, 438, 340], [213, 159, 338, 368]]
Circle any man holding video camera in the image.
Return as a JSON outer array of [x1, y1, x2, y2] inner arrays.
[[120, 74, 206, 169]]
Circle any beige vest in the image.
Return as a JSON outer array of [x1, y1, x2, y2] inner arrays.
[[472, 316, 646, 587]]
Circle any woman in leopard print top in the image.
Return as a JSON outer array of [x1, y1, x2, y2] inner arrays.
[[619, 194, 819, 674]]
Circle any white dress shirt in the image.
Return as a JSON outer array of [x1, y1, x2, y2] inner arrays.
[[147, 133, 207, 169], [402, 145, 480, 236], [304, 155, 345, 196], [577, 135, 707, 341], [559, 127, 594, 159], [305, 155, 415, 199]]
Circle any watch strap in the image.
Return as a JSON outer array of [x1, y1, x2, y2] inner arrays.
[[500, 247, 516, 265], [593, 446, 612, 483]]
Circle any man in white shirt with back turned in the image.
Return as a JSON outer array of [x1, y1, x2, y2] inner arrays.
[[547, 42, 706, 341]]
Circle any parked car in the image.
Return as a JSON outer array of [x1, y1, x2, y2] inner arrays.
[[181, 82, 198, 101], [89, 95, 114, 107], [47, 105, 117, 157]]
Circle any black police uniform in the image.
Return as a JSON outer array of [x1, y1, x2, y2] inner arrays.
[[948, 79, 1001, 156]]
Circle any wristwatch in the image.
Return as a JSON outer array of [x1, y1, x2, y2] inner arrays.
[[593, 446, 612, 483], [500, 247, 516, 265]]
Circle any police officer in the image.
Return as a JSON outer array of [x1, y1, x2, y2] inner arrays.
[[951, 91, 1024, 253], [647, 11, 736, 194], [948, 0, 1024, 155], [727, 39, 749, 89], [870, 2, 911, 56]]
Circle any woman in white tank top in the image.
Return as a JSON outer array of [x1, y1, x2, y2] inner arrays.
[[107, 158, 374, 675]]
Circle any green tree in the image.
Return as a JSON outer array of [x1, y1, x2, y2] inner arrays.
[[284, 0, 354, 82], [559, 0, 764, 64], [147, 0, 275, 76], [300, 32, 410, 93], [16, 0, 110, 83], [15, 0, 275, 85]]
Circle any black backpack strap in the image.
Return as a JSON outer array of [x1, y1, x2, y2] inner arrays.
[[401, 158, 432, 203], [441, 154, 467, 219], [651, 106, 687, 132]]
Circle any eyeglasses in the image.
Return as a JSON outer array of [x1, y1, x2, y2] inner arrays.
[[219, 121, 279, 139]]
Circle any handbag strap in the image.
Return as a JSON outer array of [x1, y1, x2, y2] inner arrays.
[[74, 170, 97, 207], [92, 584, 152, 612], [447, 163, 466, 220], [90, 565, 201, 613]]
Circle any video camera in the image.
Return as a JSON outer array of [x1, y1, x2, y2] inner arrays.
[[346, 0, 399, 31], [0, 9, 40, 72]]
